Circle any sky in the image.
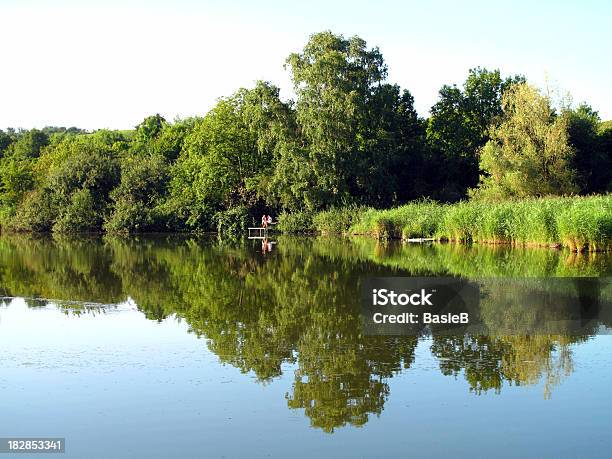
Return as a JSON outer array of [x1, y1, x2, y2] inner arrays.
[[1, 0, 611, 130]]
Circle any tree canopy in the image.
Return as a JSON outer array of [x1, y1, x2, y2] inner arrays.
[[0, 31, 609, 234], [473, 84, 578, 199]]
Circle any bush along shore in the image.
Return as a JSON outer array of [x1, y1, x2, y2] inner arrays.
[[277, 196, 612, 252]]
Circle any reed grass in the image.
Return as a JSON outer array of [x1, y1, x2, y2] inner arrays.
[[311, 204, 371, 234], [299, 195, 612, 252]]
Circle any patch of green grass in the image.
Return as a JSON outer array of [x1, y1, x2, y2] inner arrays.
[[279, 195, 612, 252], [312, 204, 371, 234], [556, 195, 611, 252]]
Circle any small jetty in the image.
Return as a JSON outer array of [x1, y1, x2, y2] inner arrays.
[[404, 237, 436, 243], [248, 227, 270, 239]]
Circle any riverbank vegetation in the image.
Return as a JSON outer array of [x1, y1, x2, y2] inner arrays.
[[287, 195, 611, 252], [0, 234, 608, 415], [1, 31, 610, 243]]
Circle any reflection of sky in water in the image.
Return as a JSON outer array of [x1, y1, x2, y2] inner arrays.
[[1, 300, 611, 459]]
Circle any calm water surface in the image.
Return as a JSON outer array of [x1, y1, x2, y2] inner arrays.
[[0, 235, 611, 458]]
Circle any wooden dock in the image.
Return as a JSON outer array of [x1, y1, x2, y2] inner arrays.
[[248, 227, 269, 239]]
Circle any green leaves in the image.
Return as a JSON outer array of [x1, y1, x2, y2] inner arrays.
[[473, 83, 578, 199], [104, 153, 169, 233], [283, 31, 424, 210], [0, 32, 608, 235], [135, 114, 167, 143], [5, 131, 123, 232], [426, 68, 526, 199], [165, 83, 289, 230]]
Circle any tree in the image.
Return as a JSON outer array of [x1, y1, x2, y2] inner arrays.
[[472, 83, 578, 199], [427, 68, 525, 200], [567, 104, 609, 193], [281, 31, 426, 210], [371, 85, 427, 204], [9, 131, 124, 232], [598, 121, 612, 191], [0, 156, 36, 208], [135, 114, 167, 143], [166, 85, 280, 229], [0, 130, 13, 157], [286, 31, 383, 208], [9, 129, 49, 158], [0, 129, 50, 219], [104, 152, 169, 233], [150, 118, 197, 162], [238, 81, 298, 209]]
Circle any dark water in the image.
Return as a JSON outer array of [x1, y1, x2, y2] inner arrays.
[[0, 235, 611, 458]]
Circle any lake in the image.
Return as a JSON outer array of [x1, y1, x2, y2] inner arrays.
[[1, 234, 611, 458]]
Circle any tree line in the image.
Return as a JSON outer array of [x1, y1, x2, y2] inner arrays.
[[1, 31, 610, 233]]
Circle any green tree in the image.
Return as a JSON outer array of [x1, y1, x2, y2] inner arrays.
[[53, 188, 99, 233], [473, 83, 578, 199], [427, 68, 525, 200], [567, 104, 610, 193], [150, 118, 197, 162], [166, 87, 274, 230], [0, 129, 51, 220], [0, 130, 14, 157], [104, 152, 169, 233], [239, 81, 298, 209], [135, 114, 167, 143], [372, 85, 427, 204], [9, 129, 49, 158], [10, 131, 124, 232], [0, 155, 36, 212], [285, 31, 422, 209], [598, 121, 612, 191]]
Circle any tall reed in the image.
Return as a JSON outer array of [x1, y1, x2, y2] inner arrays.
[[302, 195, 612, 252]]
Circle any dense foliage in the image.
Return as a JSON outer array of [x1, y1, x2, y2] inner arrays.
[[473, 84, 577, 199], [1, 31, 610, 235]]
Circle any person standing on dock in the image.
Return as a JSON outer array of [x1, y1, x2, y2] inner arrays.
[[261, 214, 268, 229]]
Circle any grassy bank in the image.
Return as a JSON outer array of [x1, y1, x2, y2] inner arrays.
[[278, 195, 612, 252]]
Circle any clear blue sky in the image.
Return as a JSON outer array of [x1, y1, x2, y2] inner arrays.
[[1, 0, 611, 130]]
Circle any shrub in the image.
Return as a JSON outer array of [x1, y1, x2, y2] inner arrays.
[[343, 195, 611, 251], [53, 189, 100, 233], [104, 153, 169, 233], [6, 188, 56, 232], [277, 210, 315, 233], [399, 202, 447, 239], [214, 206, 249, 238], [509, 199, 560, 245], [441, 202, 482, 242], [104, 201, 153, 234], [476, 202, 514, 243], [556, 196, 611, 252]]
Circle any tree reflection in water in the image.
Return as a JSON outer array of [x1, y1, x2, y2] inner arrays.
[[0, 234, 610, 432]]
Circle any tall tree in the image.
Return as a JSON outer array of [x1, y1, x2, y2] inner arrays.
[[284, 31, 424, 209], [0, 129, 50, 218], [598, 121, 612, 191], [0, 130, 13, 157], [427, 68, 525, 200], [567, 104, 610, 193], [472, 83, 577, 199]]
